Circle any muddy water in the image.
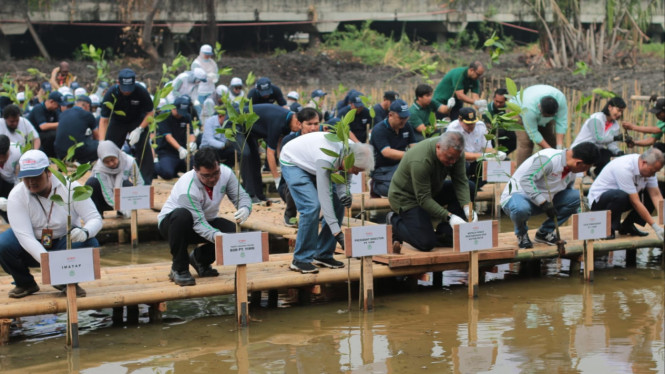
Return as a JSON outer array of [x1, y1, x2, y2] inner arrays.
[[0, 242, 663, 373]]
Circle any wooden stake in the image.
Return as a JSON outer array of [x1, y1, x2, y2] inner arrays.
[[468, 251, 479, 298], [65, 283, 79, 348], [584, 240, 594, 282], [360, 256, 374, 311], [0, 318, 11, 345], [236, 264, 249, 326], [130, 209, 139, 248]]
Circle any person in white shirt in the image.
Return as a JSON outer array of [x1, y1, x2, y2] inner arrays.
[[191, 44, 219, 117], [0, 150, 102, 298], [571, 97, 633, 176], [0, 104, 40, 150], [0, 136, 21, 222], [588, 148, 665, 239], [166, 68, 208, 104], [157, 148, 252, 286], [501, 142, 599, 248], [228, 77, 245, 102]]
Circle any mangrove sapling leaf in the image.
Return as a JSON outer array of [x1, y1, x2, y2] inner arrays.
[[51, 158, 69, 174], [506, 78, 518, 97], [154, 112, 171, 122], [50, 194, 65, 207], [49, 166, 68, 187], [344, 153, 355, 171], [71, 164, 92, 181], [325, 133, 341, 142], [115, 110, 126, 116], [104, 102, 114, 110], [591, 88, 616, 98], [72, 185, 93, 201], [246, 72, 256, 86], [501, 122, 527, 132], [320, 148, 340, 158], [497, 146, 509, 152], [505, 101, 522, 114], [220, 67, 233, 76], [331, 173, 346, 185]]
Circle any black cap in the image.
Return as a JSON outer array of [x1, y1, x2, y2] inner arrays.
[[118, 68, 137, 93], [649, 98, 665, 114], [76, 95, 92, 105], [47, 91, 63, 105], [384, 91, 399, 102], [459, 107, 478, 124]]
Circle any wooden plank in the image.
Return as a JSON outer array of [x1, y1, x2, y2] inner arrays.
[[236, 264, 248, 326], [585, 241, 594, 282], [361, 257, 374, 311], [66, 283, 79, 348], [468, 251, 479, 298]]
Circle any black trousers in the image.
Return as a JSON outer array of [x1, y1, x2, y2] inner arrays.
[[0, 178, 14, 222], [86, 177, 133, 215], [106, 120, 154, 185], [158, 207, 236, 272], [591, 189, 654, 230], [389, 180, 473, 251], [232, 131, 265, 200], [590, 148, 613, 177]]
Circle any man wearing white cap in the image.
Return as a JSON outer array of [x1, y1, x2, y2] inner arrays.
[[0, 150, 102, 298], [229, 77, 245, 102], [286, 91, 302, 113], [191, 44, 219, 116]]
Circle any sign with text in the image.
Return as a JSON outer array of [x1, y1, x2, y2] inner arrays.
[[482, 160, 514, 183], [114, 186, 154, 211], [572, 211, 610, 240], [343, 224, 391, 257], [349, 172, 366, 194], [215, 231, 269, 266], [40, 247, 101, 285], [453, 220, 499, 252]]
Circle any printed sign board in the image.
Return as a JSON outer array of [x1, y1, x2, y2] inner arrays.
[[41, 247, 101, 285], [482, 160, 514, 183], [343, 224, 391, 257], [114, 186, 154, 211], [572, 211, 610, 240], [215, 231, 269, 266], [453, 220, 499, 252]]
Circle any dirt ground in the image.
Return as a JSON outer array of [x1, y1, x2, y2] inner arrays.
[[1, 48, 663, 100]]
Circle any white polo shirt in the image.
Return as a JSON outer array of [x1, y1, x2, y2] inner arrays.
[[587, 154, 658, 205], [446, 119, 492, 153], [279, 132, 348, 175], [0, 144, 21, 184], [0, 117, 40, 147]]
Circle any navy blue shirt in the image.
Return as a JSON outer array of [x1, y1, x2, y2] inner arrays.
[[246, 85, 287, 106], [26, 103, 59, 133], [100, 85, 153, 124], [372, 103, 388, 125], [337, 105, 372, 143], [244, 104, 292, 150], [156, 113, 191, 155], [54, 106, 96, 156], [369, 119, 416, 168]]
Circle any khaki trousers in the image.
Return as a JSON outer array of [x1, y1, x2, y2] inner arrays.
[[515, 120, 557, 168]]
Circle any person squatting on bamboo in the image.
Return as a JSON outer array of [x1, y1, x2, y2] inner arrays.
[[0, 135, 21, 223], [570, 96, 632, 176], [86, 140, 144, 218], [621, 98, 665, 148], [158, 148, 252, 286], [280, 132, 375, 274], [588, 148, 665, 240], [387, 132, 478, 252], [501, 142, 599, 249], [154, 96, 197, 180], [0, 150, 102, 298]]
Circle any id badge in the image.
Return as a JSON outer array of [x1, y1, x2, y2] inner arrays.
[[41, 228, 53, 249]]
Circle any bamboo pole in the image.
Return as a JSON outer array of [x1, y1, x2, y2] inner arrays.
[[236, 265, 248, 326], [65, 284, 79, 348], [584, 240, 594, 282]]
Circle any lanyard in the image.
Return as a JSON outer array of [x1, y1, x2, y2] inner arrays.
[[34, 187, 56, 229]]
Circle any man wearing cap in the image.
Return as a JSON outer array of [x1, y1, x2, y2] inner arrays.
[[229, 104, 301, 202], [99, 68, 155, 184], [408, 84, 454, 142], [26, 91, 62, 157], [191, 44, 219, 115], [369, 99, 416, 197], [154, 96, 197, 180], [49, 61, 75, 91], [622, 98, 665, 148], [387, 131, 477, 251], [372, 91, 399, 125], [433, 61, 485, 120], [511, 84, 568, 167], [337, 94, 373, 143], [158, 147, 252, 286], [54, 95, 99, 163], [286, 91, 302, 113], [0, 150, 101, 298], [247, 77, 287, 107], [0, 104, 40, 151], [0, 135, 21, 223], [229, 77, 245, 102]]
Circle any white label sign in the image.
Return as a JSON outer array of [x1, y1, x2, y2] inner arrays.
[[117, 186, 152, 210], [349, 172, 364, 194], [576, 211, 608, 240], [456, 346, 496, 373], [348, 225, 388, 257], [484, 160, 512, 182], [45, 248, 96, 285], [219, 232, 264, 265], [458, 220, 494, 252]]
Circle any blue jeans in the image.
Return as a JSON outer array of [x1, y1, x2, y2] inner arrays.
[[502, 188, 579, 235], [155, 152, 187, 180], [282, 165, 344, 263], [0, 228, 99, 287]]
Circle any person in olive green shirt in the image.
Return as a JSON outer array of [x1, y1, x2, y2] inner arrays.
[[433, 61, 485, 120], [408, 84, 451, 142], [387, 132, 478, 251], [622, 98, 665, 147]]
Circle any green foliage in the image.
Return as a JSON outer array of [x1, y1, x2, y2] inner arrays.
[[573, 61, 590, 76], [214, 42, 225, 61], [640, 43, 665, 58], [79, 44, 112, 91], [483, 32, 506, 67], [273, 48, 287, 57]]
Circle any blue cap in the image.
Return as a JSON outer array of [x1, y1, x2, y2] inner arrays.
[[256, 77, 273, 96], [311, 89, 327, 99], [389, 99, 410, 118], [118, 68, 136, 93], [70, 81, 80, 90], [173, 96, 191, 117], [41, 82, 52, 92], [62, 94, 75, 106], [76, 95, 92, 105], [47, 91, 63, 105]]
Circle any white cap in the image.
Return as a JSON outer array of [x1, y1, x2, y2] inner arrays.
[[193, 68, 207, 82], [287, 91, 299, 100], [74, 87, 87, 97], [58, 86, 72, 95], [216, 85, 229, 96], [16, 92, 25, 102], [89, 94, 101, 105], [230, 77, 243, 87], [18, 150, 50, 178], [200, 44, 214, 55]]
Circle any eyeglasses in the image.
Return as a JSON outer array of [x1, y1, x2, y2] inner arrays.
[[198, 169, 221, 180]]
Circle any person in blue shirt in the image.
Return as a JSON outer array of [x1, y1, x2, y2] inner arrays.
[[369, 99, 416, 197], [54, 95, 98, 163], [201, 112, 235, 168], [246, 77, 287, 107], [154, 96, 197, 180], [337, 94, 373, 143], [372, 91, 399, 125], [26, 91, 62, 158]]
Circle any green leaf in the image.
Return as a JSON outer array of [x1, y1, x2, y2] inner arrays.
[[505, 101, 522, 114], [325, 133, 341, 142], [506, 78, 518, 98], [497, 145, 509, 152], [50, 194, 66, 206], [72, 185, 93, 201], [342, 108, 356, 127], [114, 110, 126, 116], [104, 101, 114, 109], [428, 112, 436, 126], [330, 173, 346, 184], [48, 166, 68, 187], [154, 112, 171, 123], [320, 147, 340, 158], [50, 158, 68, 174], [344, 153, 355, 170], [72, 163, 92, 181]]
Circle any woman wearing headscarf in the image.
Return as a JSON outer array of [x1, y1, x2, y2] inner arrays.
[[85, 140, 144, 217]]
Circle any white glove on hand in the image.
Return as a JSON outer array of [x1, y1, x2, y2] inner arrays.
[[178, 147, 188, 160], [234, 207, 250, 223], [463, 205, 479, 222], [0, 197, 7, 212], [497, 151, 507, 161], [446, 97, 456, 108], [651, 223, 664, 241], [70, 228, 88, 243], [128, 127, 144, 146], [474, 99, 488, 108], [449, 214, 466, 226], [482, 152, 498, 160], [188, 142, 197, 153]]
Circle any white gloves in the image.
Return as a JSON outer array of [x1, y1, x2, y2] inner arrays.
[[446, 97, 456, 108], [474, 100, 488, 114], [188, 142, 197, 153], [448, 214, 466, 226], [482, 151, 506, 161], [556, 144, 563, 150], [234, 207, 250, 223], [0, 197, 7, 212], [178, 147, 188, 160], [70, 228, 88, 243], [497, 150, 507, 161], [463, 205, 479, 222], [651, 223, 664, 241], [128, 127, 144, 146]]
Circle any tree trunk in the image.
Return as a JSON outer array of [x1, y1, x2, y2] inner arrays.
[[203, 0, 217, 46], [140, 0, 162, 66]]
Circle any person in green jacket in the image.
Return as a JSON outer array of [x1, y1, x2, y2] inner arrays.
[[387, 132, 478, 251], [433, 61, 485, 120]]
